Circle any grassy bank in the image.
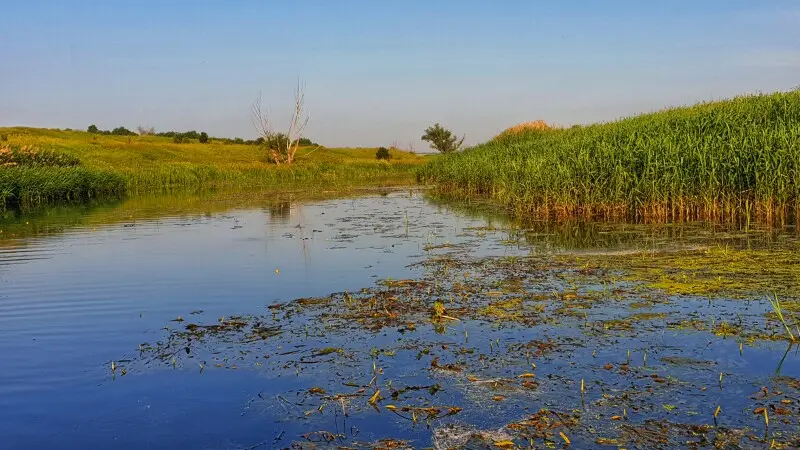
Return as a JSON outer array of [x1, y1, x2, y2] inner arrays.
[[0, 128, 425, 210], [419, 90, 800, 223]]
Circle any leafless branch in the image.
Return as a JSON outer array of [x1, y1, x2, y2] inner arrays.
[[251, 92, 272, 139], [250, 80, 309, 164], [285, 79, 309, 164]]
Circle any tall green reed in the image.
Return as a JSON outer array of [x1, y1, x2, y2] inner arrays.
[[419, 90, 800, 223]]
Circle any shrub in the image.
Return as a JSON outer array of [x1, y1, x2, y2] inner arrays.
[[173, 135, 184, 144], [264, 133, 288, 151], [111, 126, 136, 136], [299, 137, 317, 146], [87, 125, 99, 133], [199, 132, 209, 143], [376, 147, 390, 160]]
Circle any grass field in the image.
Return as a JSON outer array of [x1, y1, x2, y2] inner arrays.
[[0, 127, 426, 210], [419, 89, 800, 224]]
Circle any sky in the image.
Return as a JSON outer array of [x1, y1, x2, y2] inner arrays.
[[1, 1, 798, 150]]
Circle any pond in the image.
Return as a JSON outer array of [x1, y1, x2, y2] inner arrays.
[[1, 189, 799, 449]]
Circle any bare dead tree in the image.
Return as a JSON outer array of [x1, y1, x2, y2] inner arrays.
[[251, 79, 309, 164]]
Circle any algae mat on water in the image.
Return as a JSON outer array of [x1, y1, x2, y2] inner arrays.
[[565, 245, 800, 308]]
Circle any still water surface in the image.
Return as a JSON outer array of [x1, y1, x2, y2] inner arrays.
[[0, 191, 521, 448], [1, 190, 798, 449]]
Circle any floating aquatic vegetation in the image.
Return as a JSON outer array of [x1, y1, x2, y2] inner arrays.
[[115, 238, 800, 448]]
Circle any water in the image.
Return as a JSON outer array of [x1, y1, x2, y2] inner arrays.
[[0, 190, 519, 449], [1, 190, 799, 449]]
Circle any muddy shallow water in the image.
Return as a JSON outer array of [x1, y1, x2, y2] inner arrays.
[[1, 189, 799, 449]]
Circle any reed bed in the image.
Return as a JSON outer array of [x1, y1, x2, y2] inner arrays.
[[418, 90, 800, 224], [0, 166, 127, 210]]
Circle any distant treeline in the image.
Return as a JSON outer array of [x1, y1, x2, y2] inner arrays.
[[86, 125, 318, 147], [87, 125, 137, 136]]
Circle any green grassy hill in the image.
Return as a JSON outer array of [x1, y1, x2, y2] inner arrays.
[[419, 89, 800, 223], [0, 127, 425, 210]]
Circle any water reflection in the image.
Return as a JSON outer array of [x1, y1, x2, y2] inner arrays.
[[1, 189, 800, 448], [265, 201, 292, 224], [519, 220, 800, 253], [4, 191, 800, 263]]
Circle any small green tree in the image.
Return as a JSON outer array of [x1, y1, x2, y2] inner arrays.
[[173, 135, 184, 144], [199, 132, 209, 143], [87, 124, 99, 133], [421, 123, 464, 154], [376, 147, 390, 160]]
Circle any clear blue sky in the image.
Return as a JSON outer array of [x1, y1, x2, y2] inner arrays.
[[2, 1, 798, 150]]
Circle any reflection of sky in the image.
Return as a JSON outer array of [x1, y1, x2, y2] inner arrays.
[[0, 193, 517, 319], [0, 192, 526, 447], [0, 192, 520, 388]]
